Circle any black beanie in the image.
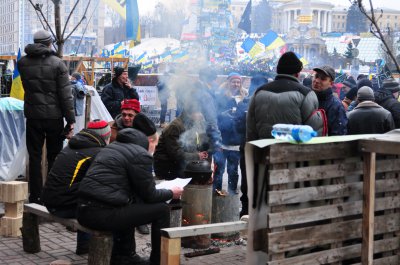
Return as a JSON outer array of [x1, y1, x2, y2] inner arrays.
[[132, 113, 157, 136], [114, 66, 126, 79], [357, 78, 373, 89], [277, 52, 303, 75]]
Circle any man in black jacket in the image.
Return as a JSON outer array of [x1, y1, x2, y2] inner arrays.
[[18, 30, 75, 204], [101, 66, 139, 118], [374, 78, 400, 128], [78, 128, 183, 265], [41, 120, 111, 255]]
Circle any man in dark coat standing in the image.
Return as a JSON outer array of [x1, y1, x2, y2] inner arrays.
[[347, 86, 394, 134], [18, 30, 75, 204], [78, 128, 183, 265], [101, 66, 139, 118], [374, 78, 400, 128], [312, 65, 348, 135]]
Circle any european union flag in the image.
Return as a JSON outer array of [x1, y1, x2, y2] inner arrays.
[[238, 0, 251, 34]]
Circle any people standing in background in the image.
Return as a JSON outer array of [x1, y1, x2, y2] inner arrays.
[[70, 72, 88, 117], [101, 66, 139, 118], [18, 29, 75, 204]]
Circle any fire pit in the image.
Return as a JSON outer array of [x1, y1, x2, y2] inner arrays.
[[181, 160, 213, 249]]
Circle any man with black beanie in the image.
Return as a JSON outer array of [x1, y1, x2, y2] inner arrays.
[[101, 66, 139, 118], [247, 51, 323, 141], [18, 30, 75, 204]]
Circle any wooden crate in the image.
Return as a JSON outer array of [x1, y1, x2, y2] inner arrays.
[[248, 140, 400, 265]]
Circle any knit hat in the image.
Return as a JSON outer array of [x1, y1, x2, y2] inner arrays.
[[382, 78, 400, 93], [33, 30, 53, 45], [357, 78, 373, 89], [228, 72, 242, 81], [277, 52, 303, 75], [343, 78, 356, 89], [87, 120, 111, 141], [132, 113, 157, 136], [121, 99, 141, 112], [357, 86, 375, 102], [313, 65, 336, 81], [114, 66, 127, 79], [71, 72, 81, 80]]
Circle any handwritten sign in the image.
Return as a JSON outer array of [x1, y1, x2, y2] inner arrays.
[[136, 86, 157, 106]]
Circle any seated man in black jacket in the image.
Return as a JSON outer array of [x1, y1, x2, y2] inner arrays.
[[77, 128, 183, 265], [41, 120, 111, 255]]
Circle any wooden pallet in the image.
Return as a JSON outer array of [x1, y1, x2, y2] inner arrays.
[[250, 140, 400, 265]]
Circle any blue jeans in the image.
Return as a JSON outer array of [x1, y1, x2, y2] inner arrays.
[[213, 149, 240, 193]]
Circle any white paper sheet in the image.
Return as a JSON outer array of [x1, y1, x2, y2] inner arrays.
[[156, 178, 192, 203]]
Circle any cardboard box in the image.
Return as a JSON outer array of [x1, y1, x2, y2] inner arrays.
[[0, 216, 23, 237], [4, 201, 24, 218], [0, 181, 28, 203]]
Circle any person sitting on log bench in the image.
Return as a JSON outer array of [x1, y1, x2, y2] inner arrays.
[[41, 120, 111, 255], [77, 128, 183, 265]]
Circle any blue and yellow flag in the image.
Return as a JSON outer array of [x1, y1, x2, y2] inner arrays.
[[295, 52, 308, 66], [260, 31, 285, 50], [126, 0, 141, 42], [10, 48, 24, 100], [136, 52, 147, 63]]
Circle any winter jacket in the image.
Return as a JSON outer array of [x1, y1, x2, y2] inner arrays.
[[315, 88, 348, 136], [101, 78, 139, 118], [79, 128, 172, 206], [153, 114, 208, 178], [347, 101, 395, 134], [18, 43, 75, 124], [247, 74, 323, 141], [71, 80, 87, 116], [41, 129, 107, 209], [374, 89, 400, 128]]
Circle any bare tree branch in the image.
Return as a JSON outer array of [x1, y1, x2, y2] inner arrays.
[[64, 0, 92, 41], [62, 0, 81, 39], [27, 0, 57, 40]]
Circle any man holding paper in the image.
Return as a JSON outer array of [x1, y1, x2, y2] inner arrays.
[[77, 128, 183, 265]]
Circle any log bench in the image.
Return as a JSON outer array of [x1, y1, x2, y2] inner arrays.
[[22, 203, 113, 265], [160, 218, 249, 265]]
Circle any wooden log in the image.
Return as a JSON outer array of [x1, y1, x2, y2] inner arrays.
[[268, 237, 399, 265], [268, 178, 399, 206], [362, 152, 376, 265], [268, 196, 400, 228], [268, 141, 359, 163], [211, 192, 240, 239], [21, 213, 41, 253], [87, 234, 113, 265], [268, 212, 399, 254], [161, 237, 181, 265], [269, 157, 400, 185], [181, 184, 212, 249]]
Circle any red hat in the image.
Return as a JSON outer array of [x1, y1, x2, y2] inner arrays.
[[87, 120, 111, 141], [121, 99, 141, 113]]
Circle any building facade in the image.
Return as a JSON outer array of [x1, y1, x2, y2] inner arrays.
[[0, 0, 105, 55], [231, 0, 400, 34]]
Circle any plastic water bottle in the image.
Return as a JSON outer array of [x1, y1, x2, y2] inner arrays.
[[271, 124, 317, 143]]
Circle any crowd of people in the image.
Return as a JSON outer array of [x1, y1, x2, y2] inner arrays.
[[17, 29, 400, 265]]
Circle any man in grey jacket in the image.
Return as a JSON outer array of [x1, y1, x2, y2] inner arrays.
[[18, 30, 75, 203], [247, 51, 322, 141]]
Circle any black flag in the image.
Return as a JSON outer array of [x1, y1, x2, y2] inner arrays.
[[238, 0, 252, 34]]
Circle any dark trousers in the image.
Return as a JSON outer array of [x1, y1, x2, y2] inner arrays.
[[239, 145, 248, 216], [77, 202, 170, 264], [47, 206, 90, 245], [159, 97, 168, 124], [213, 149, 240, 193], [26, 119, 64, 203]]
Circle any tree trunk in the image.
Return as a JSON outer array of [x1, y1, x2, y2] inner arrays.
[[53, 0, 63, 57]]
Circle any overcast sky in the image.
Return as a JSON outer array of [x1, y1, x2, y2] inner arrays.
[[137, 0, 400, 14]]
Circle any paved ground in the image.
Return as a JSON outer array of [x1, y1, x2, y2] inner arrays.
[[0, 221, 247, 265]]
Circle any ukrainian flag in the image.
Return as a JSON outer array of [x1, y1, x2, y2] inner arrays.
[[241, 38, 264, 58], [173, 51, 189, 62], [136, 52, 147, 63], [295, 52, 308, 66], [142, 61, 153, 70], [260, 31, 285, 50], [10, 48, 24, 100], [248, 43, 264, 58], [126, 0, 141, 43], [241, 37, 256, 53]]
